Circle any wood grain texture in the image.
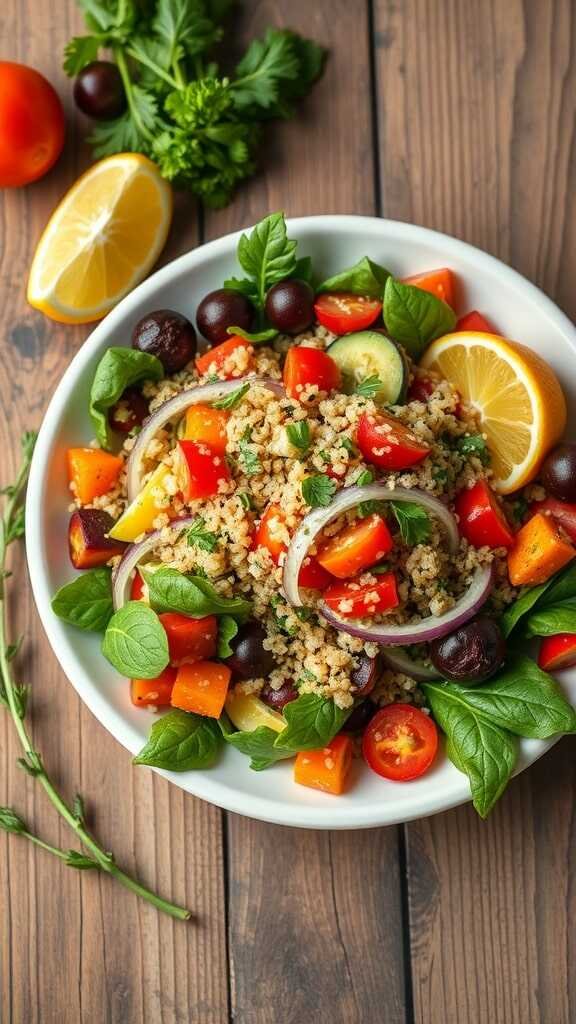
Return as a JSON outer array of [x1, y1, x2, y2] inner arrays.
[[373, 1, 576, 1021]]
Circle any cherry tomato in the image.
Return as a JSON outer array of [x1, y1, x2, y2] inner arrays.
[[314, 292, 382, 334], [357, 412, 430, 471], [0, 62, 65, 187], [317, 514, 393, 579], [531, 497, 576, 543], [455, 480, 515, 549], [253, 504, 289, 564], [131, 667, 176, 707], [283, 346, 341, 400], [362, 704, 438, 781], [456, 310, 497, 333], [298, 556, 334, 590], [183, 403, 229, 456], [195, 336, 253, 379], [323, 572, 398, 618], [158, 612, 218, 666], [538, 633, 576, 672], [175, 440, 230, 500], [402, 268, 455, 309]]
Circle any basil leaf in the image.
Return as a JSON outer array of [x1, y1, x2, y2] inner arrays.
[[102, 601, 169, 678], [538, 562, 576, 606], [226, 326, 278, 344], [51, 568, 113, 632], [222, 276, 260, 307], [217, 615, 238, 658], [89, 348, 164, 449], [383, 277, 456, 357], [501, 581, 551, 637], [236, 212, 298, 307], [273, 693, 350, 752], [423, 683, 517, 817], [134, 710, 223, 771], [219, 714, 292, 770], [292, 255, 314, 285], [503, 563, 576, 638], [525, 602, 576, 637], [143, 567, 251, 621], [316, 256, 390, 298]]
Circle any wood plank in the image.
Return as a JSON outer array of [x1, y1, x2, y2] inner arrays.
[[373, 1, 576, 1021], [0, 3, 228, 1021], [204, 3, 406, 1022]]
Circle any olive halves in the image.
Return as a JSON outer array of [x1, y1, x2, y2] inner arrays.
[[196, 289, 255, 344], [265, 279, 315, 335], [224, 622, 276, 679], [541, 443, 576, 502], [430, 616, 506, 685], [132, 309, 197, 373]]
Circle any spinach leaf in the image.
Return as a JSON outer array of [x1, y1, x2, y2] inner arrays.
[[51, 568, 113, 632], [134, 710, 223, 771], [316, 256, 390, 299], [273, 693, 350, 752], [217, 615, 238, 658], [525, 602, 576, 637], [219, 714, 292, 770], [423, 683, 517, 817], [383, 277, 456, 358], [89, 348, 164, 449], [538, 562, 576, 606], [501, 581, 551, 637], [102, 601, 169, 678], [143, 567, 251, 621], [502, 562, 576, 638], [235, 212, 298, 307]]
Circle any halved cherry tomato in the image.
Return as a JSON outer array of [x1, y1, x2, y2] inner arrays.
[[252, 504, 289, 564], [195, 336, 253, 379], [131, 667, 177, 707], [357, 412, 430, 471], [531, 497, 576, 544], [174, 439, 230, 500], [455, 480, 515, 549], [158, 612, 218, 666], [298, 555, 334, 590], [402, 268, 455, 309], [183, 403, 229, 455], [538, 633, 576, 672], [323, 572, 398, 618], [131, 571, 147, 602], [456, 311, 497, 333], [362, 704, 438, 781], [313, 293, 382, 334], [317, 514, 393, 579], [283, 346, 341, 400]]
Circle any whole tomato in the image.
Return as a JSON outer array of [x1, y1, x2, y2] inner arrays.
[[0, 62, 65, 187]]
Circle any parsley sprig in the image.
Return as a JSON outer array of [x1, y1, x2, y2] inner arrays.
[[390, 501, 431, 545], [301, 474, 337, 508], [286, 420, 311, 454], [238, 427, 263, 476], [186, 518, 219, 553]]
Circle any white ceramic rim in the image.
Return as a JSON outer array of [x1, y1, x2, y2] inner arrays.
[[25, 215, 576, 829]]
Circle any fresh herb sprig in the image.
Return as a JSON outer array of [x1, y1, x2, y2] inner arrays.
[[0, 434, 190, 920]]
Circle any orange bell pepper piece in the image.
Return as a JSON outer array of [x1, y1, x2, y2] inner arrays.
[[170, 661, 232, 718], [131, 667, 176, 707], [294, 734, 354, 795], [183, 403, 229, 455], [67, 447, 123, 504], [507, 511, 575, 586]]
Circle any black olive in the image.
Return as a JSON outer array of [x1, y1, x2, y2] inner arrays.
[[196, 289, 255, 344], [108, 388, 149, 434], [541, 443, 576, 502], [264, 279, 315, 335], [260, 681, 298, 711], [430, 616, 506, 685], [351, 653, 380, 696], [224, 623, 276, 679], [343, 700, 378, 733], [132, 309, 196, 373], [74, 61, 126, 121]]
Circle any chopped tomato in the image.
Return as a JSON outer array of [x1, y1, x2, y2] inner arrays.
[[195, 336, 253, 379], [294, 734, 353, 795], [252, 504, 289, 564], [283, 346, 341, 400], [455, 480, 515, 549], [158, 612, 218, 666], [357, 412, 429, 470], [131, 571, 147, 602], [131, 667, 176, 707], [402, 268, 455, 309], [317, 514, 393, 579], [456, 310, 497, 333], [362, 704, 438, 781], [183, 403, 229, 455], [174, 439, 230, 500], [298, 556, 334, 590], [531, 497, 576, 544], [323, 572, 398, 618], [538, 634, 576, 672], [313, 293, 382, 334]]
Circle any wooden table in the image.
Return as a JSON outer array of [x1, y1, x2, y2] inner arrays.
[[2, 1, 576, 1021]]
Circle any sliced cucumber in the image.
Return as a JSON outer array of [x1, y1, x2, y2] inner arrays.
[[327, 330, 408, 405]]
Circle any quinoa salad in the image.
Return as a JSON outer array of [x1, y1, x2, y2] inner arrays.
[[52, 213, 576, 815]]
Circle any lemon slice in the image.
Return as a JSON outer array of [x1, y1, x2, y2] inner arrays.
[[420, 331, 567, 493], [27, 154, 172, 324]]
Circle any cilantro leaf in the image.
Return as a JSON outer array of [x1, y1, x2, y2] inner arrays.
[[457, 434, 490, 465], [213, 382, 250, 410], [153, 0, 223, 61], [355, 468, 381, 516], [355, 375, 385, 399], [390, 501, 431, 545], [236, 212, 297, 307], [63, 35, 100, 76], [186, 518, 219, 553], [286, 421, 311, 453], [238, 428, 263, 476], [301, 474, 337, 508], [90, 86, 161, 157]]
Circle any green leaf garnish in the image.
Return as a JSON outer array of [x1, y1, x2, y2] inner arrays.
[[186, 518, 220, 553], [316, 256, 389, 298], [213, 382, 250, 410], [355, 374, 385, 399], [238, 427, 263, 476], [226, 326, 278, 344], [383, 277, 456, 358], [301, 474, 337, 508], [285, 420, 311, 453], [390, 501, 431, 545], [89, 348, 164, 450], [456, 434, 490, 465]]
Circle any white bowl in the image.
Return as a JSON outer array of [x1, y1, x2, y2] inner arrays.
[[25, 216, 576, 829]]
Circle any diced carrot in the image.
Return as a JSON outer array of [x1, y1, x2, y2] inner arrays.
[[183, 403, 229, 456], [67, 447, 123, 505], [294, 734, 353, 795], [195, 336, 253, 379], [507, 511, 575, 586], [170, 661, 232, 718], [131, 667, 176, 707]]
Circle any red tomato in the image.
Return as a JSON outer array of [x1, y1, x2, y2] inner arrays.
[[0, 62, 65, 187], [402, 268, 455, 309], [298, 556, 334, 590], [317, 514, 393, 579], [362, 705, 438, 781], [538, 633, 576, 672], [175, 439, 230, 500], [158, 612, 218, 666], [184, 403, 229, 455], [314, 293, 382, 334], [531, 498, 576, 544], [357, 412, 430, 470], [455, 480, 515, 549], [283, 346, 341, 400], [131, 667, 177, 707], [130, 571, 147, 602], [323, 572, 398, 618], [456, 311, 497, 333], [253, 504, 289, 564], [195, 336, 253, 379]]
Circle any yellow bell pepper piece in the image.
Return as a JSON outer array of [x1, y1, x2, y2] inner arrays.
[[225, 690, 285, 734], [109, 464, 172, 543]]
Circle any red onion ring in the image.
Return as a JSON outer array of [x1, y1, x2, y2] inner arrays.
[[282, 484, 459, 609], [319, 564, 494, 646], [111, 516, 197, 610], [126, 376, 285, 503], [381, 647, 441, 680]]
